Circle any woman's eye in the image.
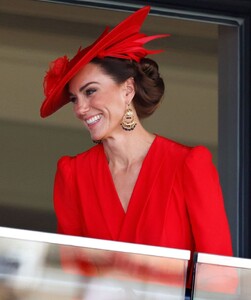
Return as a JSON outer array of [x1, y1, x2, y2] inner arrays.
[[70, 96, 77, 103], [85, 88, 96, 96]]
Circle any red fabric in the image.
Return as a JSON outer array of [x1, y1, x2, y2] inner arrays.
[[54, 135, 233, 285]]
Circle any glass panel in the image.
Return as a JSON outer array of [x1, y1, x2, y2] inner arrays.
[[0, 0, 219, 233], [0, 227, 189, 299], [192, 253, 251, 300]]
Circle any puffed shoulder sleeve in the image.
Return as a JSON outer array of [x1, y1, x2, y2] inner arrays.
[[54, 156, 83, 236], [183, 146, 233, 256]]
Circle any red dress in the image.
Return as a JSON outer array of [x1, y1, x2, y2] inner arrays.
[[54, 135, 233, 283]]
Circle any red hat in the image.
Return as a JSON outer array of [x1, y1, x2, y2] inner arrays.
[[40, 6, 169, 118]]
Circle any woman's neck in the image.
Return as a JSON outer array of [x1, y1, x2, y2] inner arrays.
[[102, 125, 155, 170]]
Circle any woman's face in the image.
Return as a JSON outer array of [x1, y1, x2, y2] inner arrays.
[[69, 63, 134, 141]]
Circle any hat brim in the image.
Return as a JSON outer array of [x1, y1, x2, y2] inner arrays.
[[40, 6, 167, 118]]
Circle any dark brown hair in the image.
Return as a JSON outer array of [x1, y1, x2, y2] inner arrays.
[[91, 57, 165, 119]]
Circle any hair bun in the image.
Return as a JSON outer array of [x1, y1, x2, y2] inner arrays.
[[131, 57, 164, 118], [140, 58, 160, 80]]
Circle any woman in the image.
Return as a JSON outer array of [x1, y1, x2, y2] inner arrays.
[[40, 6, 233, 289]]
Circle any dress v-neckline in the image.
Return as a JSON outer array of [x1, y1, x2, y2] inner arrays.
[[101, 135, 158, 215], [90, 135, 166, 241]]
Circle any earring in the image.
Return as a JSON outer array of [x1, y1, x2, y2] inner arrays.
[[121, 104, 137, 131]]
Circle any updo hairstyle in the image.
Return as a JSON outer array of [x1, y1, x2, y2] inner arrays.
[[91, 57, 165, 118]]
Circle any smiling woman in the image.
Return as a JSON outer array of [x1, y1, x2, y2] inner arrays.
[[39, 6, 234, 289], [68, 62, 132, 143], [68, 57, 164, 143]]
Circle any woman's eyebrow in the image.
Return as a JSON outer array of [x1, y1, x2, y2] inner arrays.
[[69, 81, 99, 96], [79, 81, 99, 93]]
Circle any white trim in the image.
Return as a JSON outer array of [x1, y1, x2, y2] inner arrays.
[[0, 227, 190, 260], [196, 252, 251, 269]]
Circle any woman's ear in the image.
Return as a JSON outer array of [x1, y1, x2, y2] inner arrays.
[[124, 77, 135, 103]]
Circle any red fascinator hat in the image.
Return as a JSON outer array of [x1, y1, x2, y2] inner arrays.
[[40, 6, 169, 118]]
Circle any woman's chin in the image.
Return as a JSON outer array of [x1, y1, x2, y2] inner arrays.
[[90, 133, 103, 143]]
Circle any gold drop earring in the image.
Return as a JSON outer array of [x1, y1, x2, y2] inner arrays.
[[120, 104, 137, 131]]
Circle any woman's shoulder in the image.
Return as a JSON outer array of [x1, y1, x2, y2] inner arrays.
[[57, 144, 102, 169], [57, 144, 103, 170], [156, 135, 188, 149], [155, 135, 212, 161]]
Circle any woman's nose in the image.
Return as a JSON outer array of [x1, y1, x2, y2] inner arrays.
[[74, 98, 90, 116]]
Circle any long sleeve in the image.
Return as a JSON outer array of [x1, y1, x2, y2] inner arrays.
[[183, 146, 233, 255], [54, 156, 83, 236]]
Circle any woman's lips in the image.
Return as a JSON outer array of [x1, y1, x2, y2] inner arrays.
[[85, 114, 102, 126]]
